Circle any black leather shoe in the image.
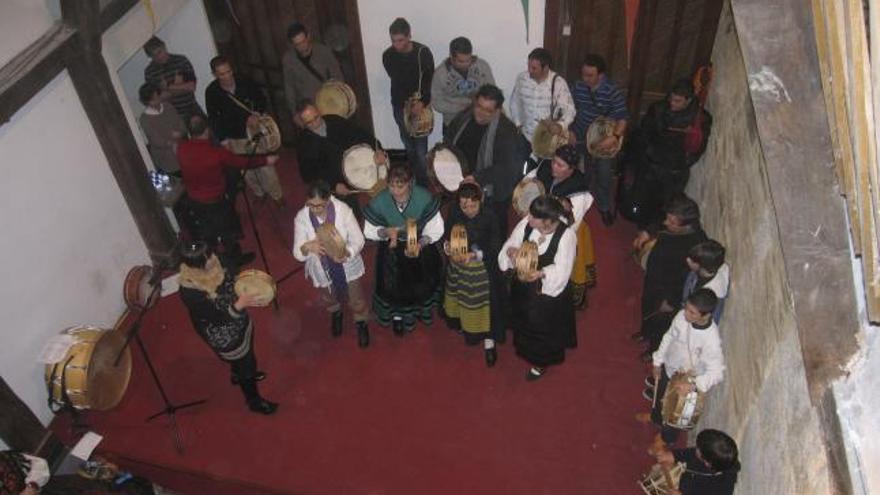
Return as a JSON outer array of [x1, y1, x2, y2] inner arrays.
[[484, 348, 497, 367], [525, 367, 545, 381], [231, 371, 266, 385], [331, 311, 343, 337], [392, 318, 404, 337], [247, 398, 278, 415], [601, 210, 615, 226], [357, 321, 370, 348]]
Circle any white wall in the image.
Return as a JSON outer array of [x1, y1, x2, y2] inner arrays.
[[0, 0, 217, 445], [357, 0, 545, 147], [0, 1, 55, 68], [0, 72, 149, 431]]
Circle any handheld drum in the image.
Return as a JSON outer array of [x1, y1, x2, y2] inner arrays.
[[227, 115, 282, 155], [586, 116, 623, 159], [315, 223, 348, 261], [531, 119, 569, 159], [511, 178, 546, 217], [45, 326, 132, 411], [637, 462, 685, 495], [234, 269, 277, 307], [343, 143, 387, 195], [404, 218, 420, 258], [315, 80, 357, 118], [449, 224, 469, 263], [661, 372, 706, 430], [515, 240, 539, 282], [404, 94, 435, 138], [123, 265, 160, 311], [428, 144, 467, 192]]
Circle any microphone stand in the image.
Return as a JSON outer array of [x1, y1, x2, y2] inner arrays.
[[239, 132, 280, 311], [114, 261, 207, 454]]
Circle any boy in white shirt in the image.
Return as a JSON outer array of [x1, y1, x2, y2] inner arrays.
[[293, 181, 370, 347], [640, 289, 725, 446]]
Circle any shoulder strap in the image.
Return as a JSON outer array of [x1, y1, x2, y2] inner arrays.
[[225, 90, 255, 114], [416, 45, 425, 96], [550, 74, 559, 120]]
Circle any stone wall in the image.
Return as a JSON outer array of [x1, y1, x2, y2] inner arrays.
[[685, 2, 832, 493]]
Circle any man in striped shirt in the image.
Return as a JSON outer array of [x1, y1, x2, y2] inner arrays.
[[570, 54, 628, 226], [143, 36, 204, 121]]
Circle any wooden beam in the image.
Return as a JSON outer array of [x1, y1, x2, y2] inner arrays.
[[100, 0, 140, 32], [730, 0, 860, 401], [62, 0, 178, 262], [626, 0, 659, 116], [0, 23, 77, 126]]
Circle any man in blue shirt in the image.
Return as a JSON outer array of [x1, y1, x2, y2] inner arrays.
[[570, 54, 628, 226]]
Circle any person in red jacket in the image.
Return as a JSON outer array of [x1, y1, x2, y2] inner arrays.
[[177, 114, 279, 271]]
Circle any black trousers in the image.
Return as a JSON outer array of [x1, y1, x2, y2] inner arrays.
[[229, 347, 261, 403]]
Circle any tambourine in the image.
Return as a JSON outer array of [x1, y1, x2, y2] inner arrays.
[[511, 178, 546, 217], [315, 80, 357, 118], [315, 222, 348, 261], [531, 118, 569, 159], [586, 116, 623, 159], [404, 94, 434, 138], [515, 240, 539, 282], [234, 269, 276, 307], [449, 224, 469, 263], [342, 143, 388, 195], [404, 218, 420, 258], [428, 143, 467, 192]]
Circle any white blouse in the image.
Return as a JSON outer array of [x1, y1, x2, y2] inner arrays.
[[524, 167, 594, 230], [292, 196, 365, 288], [363, 210, 444, 243], [498, 216, 577, 297]]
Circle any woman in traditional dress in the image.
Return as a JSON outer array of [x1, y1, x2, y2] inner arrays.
[[292, 180, 370, 347], [363, 163, 444, 334], [178, 242, 277, 414], [442, 182, 504, 366], [499, 195, 577, 380], [523, 144, 595, 308]]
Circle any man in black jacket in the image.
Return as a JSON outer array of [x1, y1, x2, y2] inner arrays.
[[444, 84, 523, 235], [294, 99, 387, 217], [653, 429, 740, 495]]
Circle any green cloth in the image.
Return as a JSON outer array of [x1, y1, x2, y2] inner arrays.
[[363, 185, 440, 235], [444, 260, 491, 334]]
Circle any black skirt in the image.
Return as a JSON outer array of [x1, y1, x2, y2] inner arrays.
[[374, 241, 443, 307], [510, 279, 576, 367]]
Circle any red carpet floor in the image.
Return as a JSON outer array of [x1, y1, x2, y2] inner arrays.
[[52, 153, 661, 494]]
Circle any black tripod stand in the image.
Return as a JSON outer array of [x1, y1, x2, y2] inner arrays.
[[115, 262, 207, 454]]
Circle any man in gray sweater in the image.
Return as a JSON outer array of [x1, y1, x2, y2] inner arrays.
[[431, 37, 495, 128], [282, 22, 344, 112]]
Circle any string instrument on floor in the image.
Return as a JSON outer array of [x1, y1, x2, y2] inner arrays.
[[515, 240, 539, 282], [661, 371, 705, 430], [637, 461, 685, 495], [234, 269, 277, 307], [315, 80, 357, 118], [404, 218, 420, 258], [449, 224, 469, 263], [45, 325, 132, 411], [315, 223, 349, 261]]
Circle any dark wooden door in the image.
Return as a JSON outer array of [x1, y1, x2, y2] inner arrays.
[[201, 0, 373, 144], [545, 0, 630, 87]]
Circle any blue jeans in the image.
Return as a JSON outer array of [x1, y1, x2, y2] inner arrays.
[[587, 155, 615, 213], [393, 105, 429, 186]]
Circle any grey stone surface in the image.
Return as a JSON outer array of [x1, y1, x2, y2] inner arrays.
[[686, 3, 832, 493]]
